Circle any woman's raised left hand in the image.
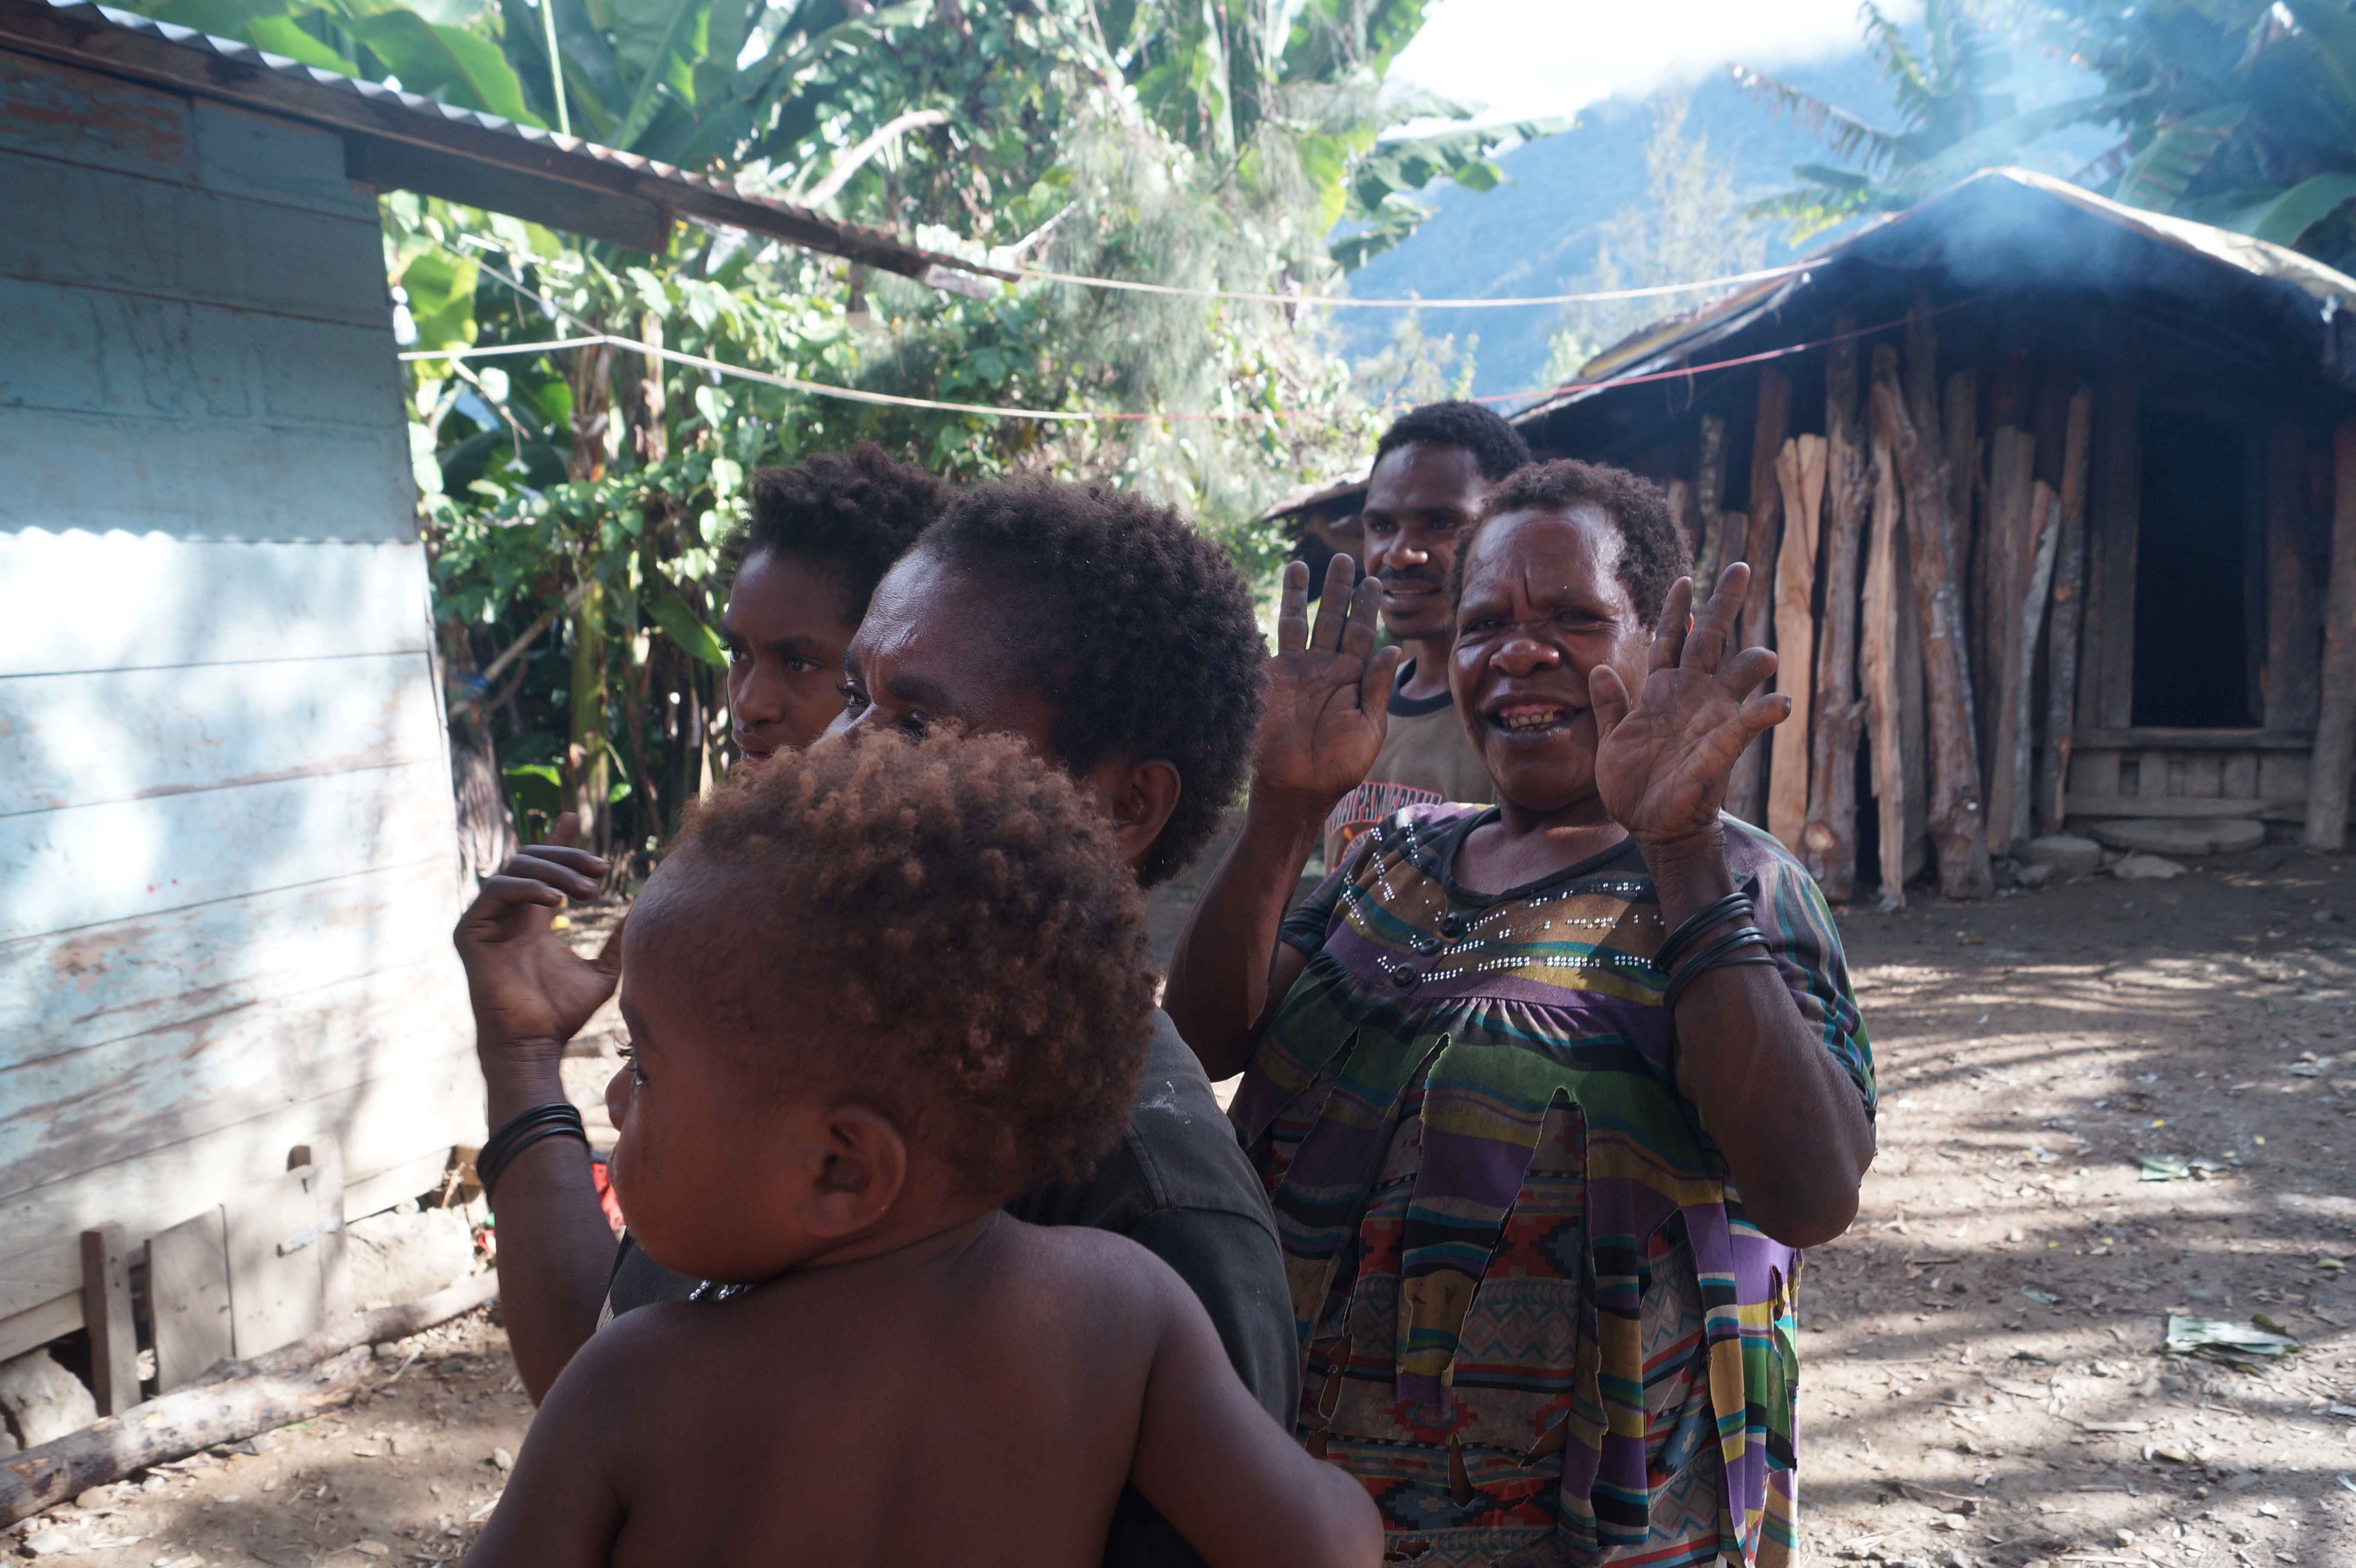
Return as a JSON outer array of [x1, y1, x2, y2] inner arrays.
[[1590, 563, 1788, 849]]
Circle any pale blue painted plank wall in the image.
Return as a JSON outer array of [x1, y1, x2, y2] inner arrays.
[[0, 48, 479, 1355]]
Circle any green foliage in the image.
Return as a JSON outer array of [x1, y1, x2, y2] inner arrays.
[[2021, 0, 2356, 269], [1760, 0, 2356, 270], [129, 0, 1558, 859], [1734, 0, 2122, 238]]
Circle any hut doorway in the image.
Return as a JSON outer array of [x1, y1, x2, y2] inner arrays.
[[2131, 408, 2260, 729]]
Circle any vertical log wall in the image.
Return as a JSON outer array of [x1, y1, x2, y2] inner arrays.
[[1533, 307, 2354, 900]]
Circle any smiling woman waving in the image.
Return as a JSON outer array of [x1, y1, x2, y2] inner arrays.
[[1165, 459, 1877, 1568]]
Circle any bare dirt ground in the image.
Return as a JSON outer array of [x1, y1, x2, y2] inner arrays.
[[11, 847, 2356, 1567]]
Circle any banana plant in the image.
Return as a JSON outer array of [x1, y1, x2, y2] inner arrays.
[[1735, 0, 2127, 239], [2046, 0, 2356, 268], [1093, 0, 1571, 270]]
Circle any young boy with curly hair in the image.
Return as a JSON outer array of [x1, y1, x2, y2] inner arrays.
[[463, 729, 1378, 1568]]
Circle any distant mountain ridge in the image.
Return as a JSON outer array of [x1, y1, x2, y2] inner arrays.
[[1339, 48, 2107, 398]]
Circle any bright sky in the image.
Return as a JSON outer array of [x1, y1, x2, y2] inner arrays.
[[1389, 0, 1923, 123]]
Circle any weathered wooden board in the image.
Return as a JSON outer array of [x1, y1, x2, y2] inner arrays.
[[224, 1153, 343, 1358], [2065, 794, 2265, 819], [81, 1223, 139, 1415], [0, 760, 456, 940], [2312, 419, 2356, 849], [1983, 428, 2038, 852], [2261, 751, 2310, 802], [0, 1295, 80, 1368], [0, 47, 192, 182], [2087, 380, 2141, 730], [0, 1043, 480, 1325], [2038, 388, 2094, 838], [1862, 439, 1907, 904], [0, 956, 471, 1196], [148, 1206, 233, 1393], [0, 535, 431, 676], [0, 407, 413, 542], [2265, 423, 2321, 733], [2003, 485, 2059, 853], [0, 858, 459, 1062], [1768, 435, 1827, 852], [188, 99, 377, 219], [0, 280, 404, 431], [0, 52, 370, 219], [1693, 415, 1726, 582], [0, 150, 384, 329], [0, 654, 443, 813], [1730, 370, 1792, 827], [0, 55, 472, 1379], [2070, 750, 2120, 798]]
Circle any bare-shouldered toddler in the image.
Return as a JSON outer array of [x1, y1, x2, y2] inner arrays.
[[463, 728, 1378, 1568]]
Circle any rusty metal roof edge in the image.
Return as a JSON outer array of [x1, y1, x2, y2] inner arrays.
[[4, 0, 1012, 281]]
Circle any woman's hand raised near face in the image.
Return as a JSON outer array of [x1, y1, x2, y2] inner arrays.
[[453, 812, 625, 1060], [1589, 564, 1789, 849], [1252, 555, 1404, 818]]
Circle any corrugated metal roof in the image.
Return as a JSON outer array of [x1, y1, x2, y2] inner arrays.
[[0, 0, 1011, 281]]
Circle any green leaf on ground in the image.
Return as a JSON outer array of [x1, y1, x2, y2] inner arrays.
[[2163, 1315, 2300, 1368]]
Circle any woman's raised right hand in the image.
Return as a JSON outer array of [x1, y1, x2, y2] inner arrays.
[[452, 812, 624, 1059], [1251, 555, 1403, 818]]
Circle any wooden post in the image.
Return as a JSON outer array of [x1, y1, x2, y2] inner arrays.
[[2084, 379, 2141, 730], [1944, 370, 1979, 568], [1862, 379, 1908, 907], [1806, 321, 1869, 898], [1983, 427, 2038, 854], [1694, 414, 1727, 582], [2307, 419, 2356, 850], [1897, 483, 1930, 883], [2266, 423, 2321, 733], [80, 1226, 139, 1417], [1668, 479, 1696, 561], [2007, 483, 2062, 852], [1770, 436, 1828, 852], [1871, 355, 1994, 898], [1730, 370, 1791, 826], [2038, 387, 2094, 836], [1944, 369, 1980, 691]]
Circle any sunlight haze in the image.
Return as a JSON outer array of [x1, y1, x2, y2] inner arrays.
[[1389, 0, 1925, 123]]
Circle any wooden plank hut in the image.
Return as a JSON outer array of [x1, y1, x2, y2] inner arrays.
[[1273, 168, 2356, 906], [0, 0, 988, 1391]]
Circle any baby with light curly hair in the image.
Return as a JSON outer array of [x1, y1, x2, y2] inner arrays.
[[464, 727, 1378, 1568]]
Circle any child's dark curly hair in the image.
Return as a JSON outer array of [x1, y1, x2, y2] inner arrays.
[[1451, 458, 1693, 628], [673, 728, 1157, 1197], [720, 443, 950, 624], [913, 481, 1265, 888]]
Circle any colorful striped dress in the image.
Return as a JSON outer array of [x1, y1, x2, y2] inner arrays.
[[1230, 805, 1874, 1568]]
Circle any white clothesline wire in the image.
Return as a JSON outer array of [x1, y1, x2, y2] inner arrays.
[[400, 252, 1860, 424], [1005, 260, 1802, 308]]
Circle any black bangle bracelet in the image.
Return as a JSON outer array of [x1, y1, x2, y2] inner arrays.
[[1662, 925, 1778, 1012], [1670, 924, 1766, 985], [1654, 892, 1754, 974], [478, 1102, 588, 1200]]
